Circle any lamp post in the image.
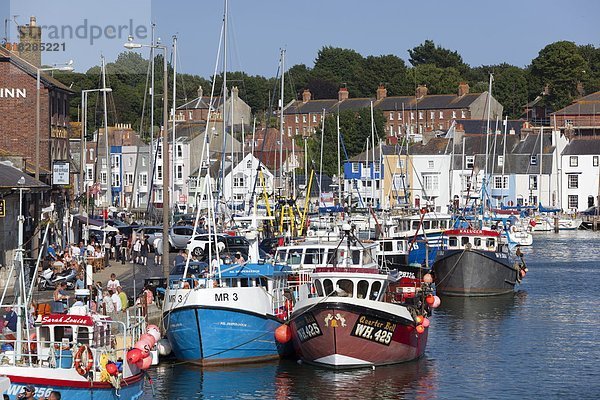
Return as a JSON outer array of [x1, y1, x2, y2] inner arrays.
[[80, 88, 113, 195], [125, 37, 170, 278], [36, 61, 74, 180]]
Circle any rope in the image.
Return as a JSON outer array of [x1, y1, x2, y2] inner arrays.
[[435, 247, 468, 286]]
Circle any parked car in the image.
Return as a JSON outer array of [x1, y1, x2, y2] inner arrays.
[[168, 225, 204, 250], [135, 226, 164, 249], [187, 234, 250, 260]]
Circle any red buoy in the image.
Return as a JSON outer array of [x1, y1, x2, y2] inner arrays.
[[275, 324, 292, 343], [106, 362, 119, 376], [426, 295, 435, 305], [126, 348, 143, 364], [416, 325, 425, 334]]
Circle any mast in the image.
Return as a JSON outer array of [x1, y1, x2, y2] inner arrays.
[[279, 49, 285, 195], [370, 101, 376, 206], [220, 0, 228, 201], [337, 112, 342, 208], [539, 126, 543, 206], [171, 35, 177, 212], [501, 117, 508, 204], [319, 109, 325, 212], [484, 73, 493, 200], [150, 23, 155, 210], [230, 88, 235, 208], [101, 55, 112, 207]]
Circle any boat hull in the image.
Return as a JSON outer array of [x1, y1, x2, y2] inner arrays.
[[433, 249, 518, 296], [289, 301, 427, 369], [165, 306, 282, 366], [4, 372, 144, 400]]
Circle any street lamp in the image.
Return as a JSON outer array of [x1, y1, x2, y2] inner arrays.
[[79, 88, 113, 195], [36, 61, 75, 180], [124, 37, 170, 277]]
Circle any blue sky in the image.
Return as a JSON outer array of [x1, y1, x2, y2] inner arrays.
[[2, 0, 599, 78]]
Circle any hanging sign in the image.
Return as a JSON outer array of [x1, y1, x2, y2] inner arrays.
[[52, 161, 70, 185]]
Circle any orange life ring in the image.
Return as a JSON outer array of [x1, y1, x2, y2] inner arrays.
[[74, 345, 94, 376]]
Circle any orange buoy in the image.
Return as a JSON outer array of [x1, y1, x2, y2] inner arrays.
[[127, 348, 143, 364], [415, 315, 424, 324], [416, 325, 425, 334], [275, 324, 292, 343], [425, 295, 435, 305]]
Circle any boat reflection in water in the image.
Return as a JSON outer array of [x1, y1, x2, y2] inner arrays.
[[143, 358, 435, 399], [435, 291, 527, 321]]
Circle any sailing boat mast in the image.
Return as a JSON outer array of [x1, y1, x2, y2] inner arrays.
[[337, 112, 342, 208], [171, 35, 177, 212], [370, 101, 376, 206], [483, 73, 493, 194], [220, 0, 228, 201], [279, 49, 286, 195], [501, 116, 508, 204], [101, 55, 111, 207], [318, 109, 325, 213], [539, 126, 543, 205]]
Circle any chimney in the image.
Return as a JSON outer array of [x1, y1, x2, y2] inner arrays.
[[458, 82, 469, 97], [338, 87, 349, 102], [416, 85, 428, 99], [302, 89, 311, 103], [197, 85, 203, 99], [376, 85, 387, 101], [18, 16, 42, 67], [231, 86, 239, 99]]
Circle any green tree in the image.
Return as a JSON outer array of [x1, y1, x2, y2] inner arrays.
[[407, 65, 462, 95], [313, 46, 368, 97], [529, 41, 588, 110], [408, 40, 468, 73], [578, 44, 600, 94]]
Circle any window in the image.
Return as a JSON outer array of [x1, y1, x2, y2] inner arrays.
[[410, 112, 415, 121], [141, 157, 146, 167], [568, 195, 578, 209], [397, 159, 405, 169], [157, 144, 162, 159], [314, 279, 324, 296], [374, 163, 381, 173], [449, 237, 458, 247], [176, 165, 183, 180], [139, 173, 147, 187], [422, 173, 439, 191], [111, 173, 120, 187], [452, 111, 457, 119], [461, 111, 466, 118], [294, 115, 299, 123], [594, 156, 599, 167], [530, 155, 537, 165], [430, 111, 435, 120], [312, 114, 317, 123], [461, 237, 470, 246], [155, 189, 163, 202], [304, 248, 323, 265], [101, 158, 107, 169], [233, 175, 245, 187], [85, 166, 93, 181], [570, 156, 578, 167], [418, 111, 423, 120], [529, 175, 538, 190], [369, 281, 381, 300], [428, 160, 434, 169], [295, 128, 299, 135], [474, 237, 481, 247], [336, 279, 354, 297], [397, 112, 402, 121], [494, 176, 508, 189], [157, 165, 162, 180], [439, 111, 444, 119], [352, 163, 359, 173], [497, 156, 504, 167], [124, 173, 133, 186], [100, 172, 107, 184], [486, 238, 495, 248], [392, 174, 405, 190], [357, 280, 369, 299], [466, 156, 475, 169], [177, 145, 183, 158], [246, 160, 252, 169], [127, 157, 133, 167], [389, 113, 394, 120], [287, 127, 292, 136], [568, 174, 578, 189]]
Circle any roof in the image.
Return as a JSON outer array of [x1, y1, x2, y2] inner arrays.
[[283, 99, 339, 115], [456, 119, 525, 136], [349, 144, 404, 161], [178, 95, 223, 111], [0, 161, 49, 189], [562, 137, 600, 155], [551, 91, 600, 116], [0, 46, 74, 93]]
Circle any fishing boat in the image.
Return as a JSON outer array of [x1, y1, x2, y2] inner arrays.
[[286, 224, 436, 369], [432, 228, 526, 296], [0, 298, 149, 399]]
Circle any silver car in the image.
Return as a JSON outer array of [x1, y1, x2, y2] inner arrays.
[[168, 225, 203, 250], [135, 226, 164, 250]]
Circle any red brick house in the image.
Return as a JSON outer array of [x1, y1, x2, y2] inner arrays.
[[282, 83, 503, 140], [551, 91, 600, 137], [0, 46, 74, 182]]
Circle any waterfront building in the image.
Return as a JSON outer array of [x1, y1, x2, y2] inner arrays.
[[551, 91, 600, 137], [560, 137, 600, 211]]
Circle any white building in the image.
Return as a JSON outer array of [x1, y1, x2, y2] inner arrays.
[[560, 137, 600, 211]]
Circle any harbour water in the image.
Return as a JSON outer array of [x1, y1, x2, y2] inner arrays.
[[141, 231, 600, 399]]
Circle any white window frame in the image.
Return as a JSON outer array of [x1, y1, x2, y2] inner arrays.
[[529, 175, 538, 190], [568, 194, 578, 209], [497, 155, 504, 167], [570, 156, 578, 167], [567, 174, 578, 189], [352, 163, 360, 173], [594, 156, 599, 167], [466, 156, 475, 169]]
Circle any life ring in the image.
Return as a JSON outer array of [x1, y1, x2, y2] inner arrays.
[[74, 345, 94, 376]]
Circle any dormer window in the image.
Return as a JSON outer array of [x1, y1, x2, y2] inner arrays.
[[530, 155, 537, 165]]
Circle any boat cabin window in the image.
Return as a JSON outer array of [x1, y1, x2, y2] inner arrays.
[[54, 326, 73, 343], [432, 220, 439, 229], [486, 238, 496, 248], [362, 249, 374, 264], [441, 220, 448, 229], [275, 250, 287, 263], [382, 241, 393, 252], [304, 248, 322, 265], [370, 281, 382, 300], [352, 250, 360, 265], [314, 279, 324, 296], [77, 327, 91, 346], [93, 323, 110, 347], [325, 249, 337, 265], [412, 221, 420, 230], [461, 237, 470, 246], [38, 326, 51, 348], [336, 279, 354, 297], [288, 251, 302, 265], [449, 237, 458, 247], [323, 279, 334, 296], [474, 238, 482, 247], [357, 280, 369, 299], [422, 220, 430, 230]]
